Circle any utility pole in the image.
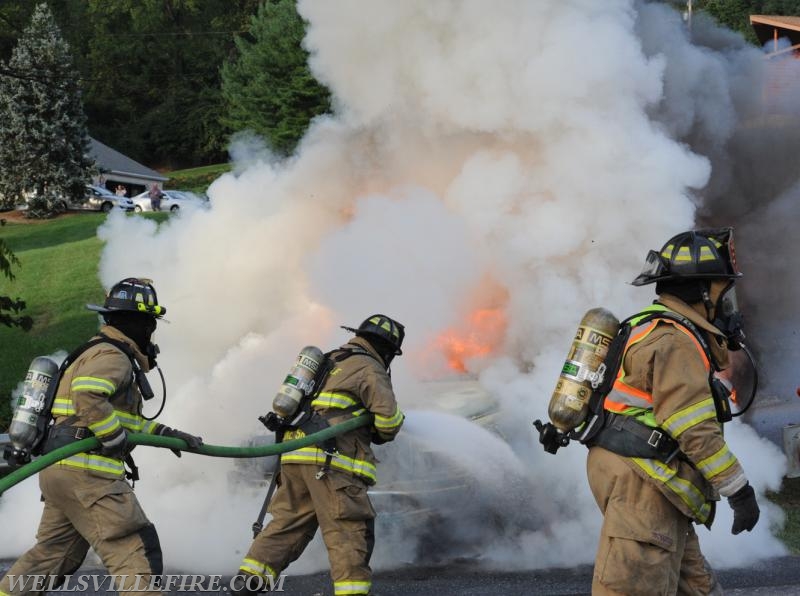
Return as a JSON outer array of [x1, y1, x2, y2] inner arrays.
[[686, 0, 693, 33]]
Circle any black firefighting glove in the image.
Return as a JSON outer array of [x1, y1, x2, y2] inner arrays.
[[728, 482, 760, 535], [156, 425, 203, 457]]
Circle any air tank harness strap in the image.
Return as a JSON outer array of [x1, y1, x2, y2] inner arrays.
[[587, 413, 681, 463]]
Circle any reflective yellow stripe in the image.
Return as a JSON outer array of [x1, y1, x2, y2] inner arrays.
[[697, 444, 738, 480], [142, 420, 159, 434], [57, 453, 125, 477], [334, 580, 371, 595], [312, 392, 359, 409], [115, 410, 146, 432], [71, 376, 116, 395], [88, 413, 121, 438], [52, 397, 76, 416], [662, 398, 717, 438], [374, 406, 403, 430], [281, 446, 377, 483], [239, 558, 276, 580], [631, 457, 712, 522]]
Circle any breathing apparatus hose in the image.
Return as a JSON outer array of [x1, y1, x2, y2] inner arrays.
[[0, 416, 369, 497]]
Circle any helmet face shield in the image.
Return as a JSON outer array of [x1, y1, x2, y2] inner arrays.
[[632, 250, 668, 286]]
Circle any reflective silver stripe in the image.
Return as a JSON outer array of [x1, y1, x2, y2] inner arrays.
[[281, 447, 377, 483], [661, 398, 717, 438], [697, 444, 738, 480], [52, 397, 76, 416], [88, 413, 121, 438], [312, 392, 359, 409], [334, 580, 371, 595], [142, 420, 159, 434], [631, 457, 712, 522], [605, 386, 652, 410], [57, 453, 125, 477], [101, 431, 126, 449], [374, 406, 403, 430], [71, 376, 116, 395]]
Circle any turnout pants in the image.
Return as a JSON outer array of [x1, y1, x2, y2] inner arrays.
[[587, 446, 722, 596], [240, 464, 375, 596], [0, 466, 162, 596]]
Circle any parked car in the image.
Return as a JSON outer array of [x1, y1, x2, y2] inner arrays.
[[57, 185, 135, 213], [130, 189, 209, 213]]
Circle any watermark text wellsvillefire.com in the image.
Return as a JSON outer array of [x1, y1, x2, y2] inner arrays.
[[4, 573, 287, 592]]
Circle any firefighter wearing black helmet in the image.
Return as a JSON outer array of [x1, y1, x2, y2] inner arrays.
[[0, 278, 203, 596], [586, 229, 759, 595], [232, 315, 405, 596]]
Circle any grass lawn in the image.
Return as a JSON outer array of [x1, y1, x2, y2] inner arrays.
[[0, 210, 167, 426], [164, 163, 231, 194], [768, 476, 800, 553]]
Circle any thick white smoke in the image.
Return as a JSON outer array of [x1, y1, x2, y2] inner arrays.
[[1, 0, 793, 577]]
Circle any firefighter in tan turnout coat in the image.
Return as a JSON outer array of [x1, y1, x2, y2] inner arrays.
[[0, 278, 202, 596], [233, 315, 405, 596], [586, 229, 760, 595]]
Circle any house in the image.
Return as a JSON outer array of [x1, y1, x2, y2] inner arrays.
[[749, 15, 800, 111], [89, 137, 168, 198]]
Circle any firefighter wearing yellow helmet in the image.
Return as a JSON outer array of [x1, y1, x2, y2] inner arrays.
[[231, 314, 406, 596], [0, 278, 203, 596], [586, 228, 759, 595]]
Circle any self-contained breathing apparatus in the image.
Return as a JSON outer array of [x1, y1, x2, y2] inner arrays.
[[251, 343, 385, 538], [2, 334, 165, 470], [534, 306, 758, 459]]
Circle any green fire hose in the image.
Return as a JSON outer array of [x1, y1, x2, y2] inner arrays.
[[0, 416, 369, 496]]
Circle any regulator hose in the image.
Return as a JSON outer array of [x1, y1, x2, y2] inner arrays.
[[0, 416, 369, 496]]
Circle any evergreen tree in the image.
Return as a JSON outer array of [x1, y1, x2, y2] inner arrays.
[[0, 3, 95, 218], [221, 0, 331, 155], [0, 218, 32, 331]]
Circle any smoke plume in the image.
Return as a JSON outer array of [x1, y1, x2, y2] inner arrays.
[[3, 0, 796, 577]]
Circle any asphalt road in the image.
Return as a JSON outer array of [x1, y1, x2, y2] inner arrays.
[[3, 556, 800, 595]]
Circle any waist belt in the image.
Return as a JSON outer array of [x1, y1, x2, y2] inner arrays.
[[588, 413, 681, 463], [42, 425, 92, 454]]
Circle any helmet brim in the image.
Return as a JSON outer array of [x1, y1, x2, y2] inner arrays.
[[86, 303, 166, 318], [631, 271, 742, 286]]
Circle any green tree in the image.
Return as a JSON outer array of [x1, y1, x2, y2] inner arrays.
[[80, 0, 259, 169], [0, 3, 95, 218], [0, 219, 32, 331], [221, 0, 331, 156], [691, 0, 800, 43]]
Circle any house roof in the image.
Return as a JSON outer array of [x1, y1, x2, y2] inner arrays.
[[90, 137, 168, 182], [750, 15, 800, 49]]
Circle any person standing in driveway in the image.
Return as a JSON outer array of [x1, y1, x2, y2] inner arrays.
[[147, 184, 164, 212]]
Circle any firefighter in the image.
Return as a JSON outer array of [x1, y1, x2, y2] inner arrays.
[[586, 228, 760, 596], [0, 278, 203, 596], [232, 315, 406, 596]]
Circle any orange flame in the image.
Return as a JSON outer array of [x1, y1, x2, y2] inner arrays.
[[435, 308, 507, 373]]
